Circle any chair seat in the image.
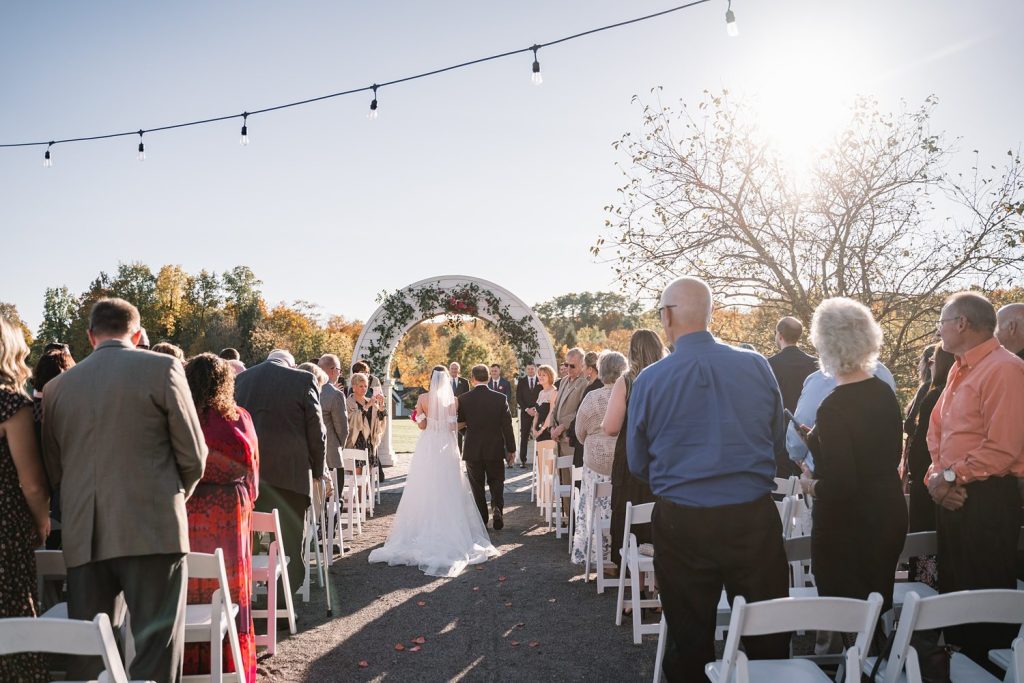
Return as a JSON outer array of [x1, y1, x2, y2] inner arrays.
[[40, 602, 68, 619], [251, 554, 289, 579], [184, 604, 240, 642], [635, 555, 654, 573], [862, 652, 1001, 683], [892, 581, 937, 605], [988, 648, 1011, 671], [706, 658, 833, 682]]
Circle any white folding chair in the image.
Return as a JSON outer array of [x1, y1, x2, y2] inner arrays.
[[568, 465, 584, 558], [183, 549, 245, 683], [868, 589, 1024, 683], [551, 455, 574, 538], [0, 613, 130, 683], [535, 440, 557, 520], [250, 509, 296, 655], [878, 531, 941, 635], [775, 494, 799, 540], [324, 469, 346, 559], [584, 481, 617, 593], [343, 448, 372, 523], [653, 604, 668, 683], [35, 548, 69, 618], [707, 593, 884, 683], [615, 502, 660, 643], [773, 476, 798, 498], [301, 483, 327, 604], [341, 453, 368, 536]]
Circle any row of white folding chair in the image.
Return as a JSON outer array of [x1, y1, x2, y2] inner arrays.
[[0, 613, 132, 683], [535, 441, 558, 522], [300, 476, 331, 611], [584, 481, 617, 594], [706, 592, 885, 683], [567, 465, 583, 558], [551, 455, 574, 538], [868, 589, 1024, 683], [774, 475, 799, 498], [616, 501, 660, 644], [341, 454, 369, 537], [183, 549, 245, 683], [250, 509, 297, 656]]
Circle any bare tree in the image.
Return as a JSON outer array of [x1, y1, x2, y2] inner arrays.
[[596, 89, 1024, 387]]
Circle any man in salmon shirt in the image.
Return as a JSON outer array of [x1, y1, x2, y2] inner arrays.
[[927, 291, 1024, 665]]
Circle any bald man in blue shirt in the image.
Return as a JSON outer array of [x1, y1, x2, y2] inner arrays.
[[628, 277, 790, 682]]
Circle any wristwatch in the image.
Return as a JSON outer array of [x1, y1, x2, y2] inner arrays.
[[942, 467, 956, 484]]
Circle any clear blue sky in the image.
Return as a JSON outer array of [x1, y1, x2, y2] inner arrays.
[[2, 1, 1021, 332]]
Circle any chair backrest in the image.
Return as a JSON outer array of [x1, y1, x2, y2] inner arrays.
[[773, 476, 797, 497], [883, 590, 1024, 682], [555, 455, 574, 470], [35, 549, 66, 577], [342, 448, 368, 471], [775, 495, 796, 538], [719, 594, 883, 683], [784, 534, 812, 563], [898, 531, 937, 562], [593, 482, 613, 499], [187, 548, 229, 583], [625, 501, 655, 528], [251, 508, 283, 537], [572, 466, 584, 484], [535, 439, 557, 456], [0, 613, 128, 682]]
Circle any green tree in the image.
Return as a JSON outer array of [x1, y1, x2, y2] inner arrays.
[[222, 266, 265, 360], [67, 273, 111, 359], [109, 262, 158, 328], [534, 291, 644, 347], [153, 265, 191, 339], [36, 286, 77, 347]]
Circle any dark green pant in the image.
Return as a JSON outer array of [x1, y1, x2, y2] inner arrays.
[[255, 481, 310, 604]]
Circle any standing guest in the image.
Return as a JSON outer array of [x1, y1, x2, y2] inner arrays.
[[515, 363, 541, 467], [42, 299, 206, 683], [767, 316, 818, 476], [568, 351, 603, 467], [571, 351, 627, 566], [488, 363, 512, 403], [183, 354, 259, 683], [152, 341, 185, 364], [0, 316, 51, 682], [628, 278, 790, 682], [351, 360, 382, 396], [345, 372, 388, 483], [31, 346, 75, 551], [550, 348, 587, 508], [349, 362, 386, 482], [797, 298, 907, 615], [318, 355, 350, 487], [996, 303, 1024, 360], [219, 348, 241, 361], [450, 362, 470, 451], [297, 362, 328, 389], [602, 330, 664, 572], [903, 342, 955, 585], [136, 326, 151, 349], [555, 362, 568, 389], [234, 349, 325, 608], [927, 292, 1024, 664], [530, 365, 558, 443]]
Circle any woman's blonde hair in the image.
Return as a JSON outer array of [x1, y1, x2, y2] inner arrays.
[[349, 372, 369, 388], [0, 316, 31, 394], [536, 364, 557, 385]]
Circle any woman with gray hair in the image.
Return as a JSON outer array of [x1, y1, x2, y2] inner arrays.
[[798, 297, 907, 613], [570, 351, 628, 566]]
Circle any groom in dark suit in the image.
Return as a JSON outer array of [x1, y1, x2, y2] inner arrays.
[[458, 364, 516, 530]]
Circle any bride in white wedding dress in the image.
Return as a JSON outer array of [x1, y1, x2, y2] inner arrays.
[[368, 366, 498, 577]]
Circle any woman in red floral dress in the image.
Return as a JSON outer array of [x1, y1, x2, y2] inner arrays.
[[184, 353, 259, 682]]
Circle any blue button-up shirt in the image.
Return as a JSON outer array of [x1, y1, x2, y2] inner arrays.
[[627, 331, 785, 507], [785, 363, 896, 471]]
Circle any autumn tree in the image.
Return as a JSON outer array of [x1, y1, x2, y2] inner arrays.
[[0, 302, 32, 347], [534, 291, 645, 347], [598, 90, 1024, 390]]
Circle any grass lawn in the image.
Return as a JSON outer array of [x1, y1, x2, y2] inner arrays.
[[390, 415, 522, 453]]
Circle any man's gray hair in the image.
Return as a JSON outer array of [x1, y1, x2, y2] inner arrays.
[[598, 351, 629, 385], [566, 347, 585, 360], [810, 298, 882, 377], [945, 291, 996, 335], [268, 349, 295, 366], [318, 354, 341, 370]]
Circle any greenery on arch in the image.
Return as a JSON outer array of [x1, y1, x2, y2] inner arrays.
[[364, 281, 541, 373]]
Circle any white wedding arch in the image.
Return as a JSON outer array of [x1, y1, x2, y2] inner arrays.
[[352, 275, 557, 464]]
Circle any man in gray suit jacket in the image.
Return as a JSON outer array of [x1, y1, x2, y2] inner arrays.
[[235, 348, 326, 601], [318, 354, 349, 479], [42, 298, 207, 683]]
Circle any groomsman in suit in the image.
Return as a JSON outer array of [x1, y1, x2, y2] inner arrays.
[[42, 298, 207, 682], [766, 316, 817, 476], [515, 363, 542, 467], [488, 364, 513, 403], [450, 362, 470, 451]]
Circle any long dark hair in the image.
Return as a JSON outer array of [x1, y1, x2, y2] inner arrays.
[[627, 329, 667, 381], [929, 343, 956, 392], [185, 353, 239, 421]]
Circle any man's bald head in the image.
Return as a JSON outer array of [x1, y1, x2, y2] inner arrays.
[[996, 303, 1024, 354], [660, 277, 713, 341]]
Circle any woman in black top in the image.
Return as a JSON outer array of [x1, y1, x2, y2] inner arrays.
[[801, 298, 908, 612]]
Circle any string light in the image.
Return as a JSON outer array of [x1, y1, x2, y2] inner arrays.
[[725, 0, 738, 37], [368, 85, 379, 120], [1, 0, 720, 161]]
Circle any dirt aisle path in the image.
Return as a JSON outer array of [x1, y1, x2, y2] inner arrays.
[[258, 459, 659, 682]]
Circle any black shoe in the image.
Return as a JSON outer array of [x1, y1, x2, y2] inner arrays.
[[492, 509, 504, 530]]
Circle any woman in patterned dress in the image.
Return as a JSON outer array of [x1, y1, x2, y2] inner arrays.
[[0, 315, 51, 681], [183, 353, 259, 682]]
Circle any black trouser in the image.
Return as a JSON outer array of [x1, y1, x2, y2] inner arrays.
[[465, 458, 505, 524], [255, 481, 311, 605], [936, 476, 1021, 665], [67, 553, 187, 683], [653, 495, 790, 682], [518, 410, 533, 464]]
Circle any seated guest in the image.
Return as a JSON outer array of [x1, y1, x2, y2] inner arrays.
[[219, 347, 241, 361], [345, 372, 388, 481], [31, 347, 75, 550], [571, 351, 627, 567], [767, 316, 818, 476], [602, 329, 664, 572], [798, 298, 907, 614], [183, 354, 259, 683], [151, 341, 185, 363], [0, 315, 51, 681]]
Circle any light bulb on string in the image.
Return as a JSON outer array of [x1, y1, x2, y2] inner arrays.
[[137, 130, 146, 161], [531, 45, 543, 85], [43, 141, 53, 168], [725, 0, 739, 37], [368, 85, 379, 120], [240, 112, 249, 146]]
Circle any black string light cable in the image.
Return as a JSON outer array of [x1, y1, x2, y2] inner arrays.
[[3, 0, 721, 159]]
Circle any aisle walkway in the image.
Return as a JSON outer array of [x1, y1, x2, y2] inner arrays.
[[258, 459, 660, 681]]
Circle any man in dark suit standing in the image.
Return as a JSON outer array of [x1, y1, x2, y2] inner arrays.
[[235, 348, 326, 600], [515, 363, 542, 467], [766, 316, 817, 476], [449, 362, 470, 451], [488, 364, 513, 403], [458, 364, 516, 529]]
